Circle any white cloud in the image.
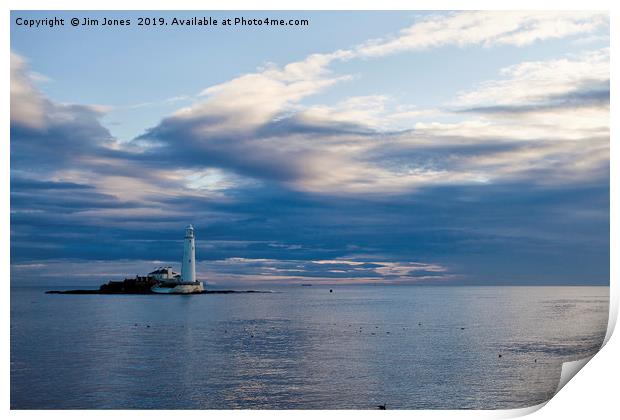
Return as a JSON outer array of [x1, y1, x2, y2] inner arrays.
[[453, 48, 609, 108], [164, 12, 608, 137], [174, 50, 353, 133], [10, 52, 47, 129], [355, 11, 608, 57], [297, 96, 440, 131], [298, 95, 390, 128]]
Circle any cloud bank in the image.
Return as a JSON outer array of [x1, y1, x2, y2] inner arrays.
[[10, 11, 610, 286]]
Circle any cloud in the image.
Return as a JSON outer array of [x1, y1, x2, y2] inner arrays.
[[453, 48, 609, 112], [10, 12, 610, 286], [455, 87, 609, 115], [10, 180, 609, 286], [136, 47, 609, 194], [129, 12, 607, 195], [355, 11, 608, 57], [10, 53, 118, 176], [10, 257, 457, 286], [10, 52, 47, 129], [200, 257, 455, 285], [10, 52, 247, 211], [174, 50, 353, 134]]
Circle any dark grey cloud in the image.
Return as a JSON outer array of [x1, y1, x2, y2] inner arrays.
[[134, 113, 383, 184], [11, 175, 610, 285], [11, 105, 113, 170]]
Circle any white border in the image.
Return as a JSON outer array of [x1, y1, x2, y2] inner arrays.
[[3, 1, 616, 419]]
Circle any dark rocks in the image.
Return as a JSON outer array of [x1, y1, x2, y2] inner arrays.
[[46, 284, 272, 295]]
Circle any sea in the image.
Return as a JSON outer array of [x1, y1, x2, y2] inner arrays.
[[10, 285, 609, 409]]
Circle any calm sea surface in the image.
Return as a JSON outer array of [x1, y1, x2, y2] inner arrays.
[[11, 285, 608, 409]]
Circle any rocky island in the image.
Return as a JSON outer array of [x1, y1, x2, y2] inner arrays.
[[46, 225, 269, 295]]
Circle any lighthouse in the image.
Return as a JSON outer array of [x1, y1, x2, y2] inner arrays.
[[181, 224, 196, 283], [149, 225, 204, 294]]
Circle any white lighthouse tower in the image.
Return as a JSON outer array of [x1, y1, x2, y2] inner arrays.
[[151, 224, 204, 294], [181, 224, 196, 283]]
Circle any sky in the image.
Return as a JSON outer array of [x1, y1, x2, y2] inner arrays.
[[10, 11, 610, 286]]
